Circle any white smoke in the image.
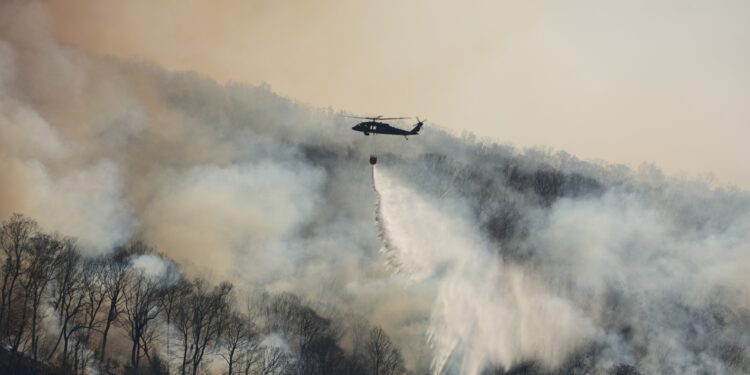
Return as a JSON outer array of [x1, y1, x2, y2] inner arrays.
[[0, 158, 134, 255], [130, 253, 180, 285], [521, 189, 750, 373], [259, 333, 291, 353], [0, 101, 69, 160], [142, 160, 325, 282]]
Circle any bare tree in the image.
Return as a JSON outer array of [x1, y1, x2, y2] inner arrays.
[[26, 233, 64, 361], [239, 292, 290, 375], [159, 278, 190, 373], [219, 311, 258, 375], [123, 263, 166, 371], [47, 240, 86, 367], [99, 246, 132, 361], [174, 286, 193, 375], [264, 293, 348, 375], [71, 327, 94, 375], [362, 326, 406, 375], [0, 214, 37, 341], [70, 256, 109, 372], [266, 293, 332, 352], [191, 280, 232, 375], [244, 345, 289, 375], [174, 279, 232, 375]]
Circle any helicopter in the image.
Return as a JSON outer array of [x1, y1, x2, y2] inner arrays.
[[345, 115, 426, 165], [347, 115, 425, 140]]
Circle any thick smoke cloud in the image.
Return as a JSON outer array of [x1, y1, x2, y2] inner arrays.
[[520, 189, 750, 373], [1, 2, 749, 374], [142, 160, 325, 281]]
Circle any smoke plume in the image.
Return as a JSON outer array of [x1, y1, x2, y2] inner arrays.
[[1, 2, 749, 374]]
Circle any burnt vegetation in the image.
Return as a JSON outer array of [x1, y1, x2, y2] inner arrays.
[[0, 214, 408, 375]]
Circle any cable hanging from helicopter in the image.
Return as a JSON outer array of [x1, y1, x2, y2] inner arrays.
[[344, 115, 426, 165]]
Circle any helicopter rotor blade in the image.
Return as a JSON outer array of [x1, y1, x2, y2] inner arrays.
[[341, 115, 410, 121]]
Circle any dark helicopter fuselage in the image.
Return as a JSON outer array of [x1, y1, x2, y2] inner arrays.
[[351, 121, 422, 138]]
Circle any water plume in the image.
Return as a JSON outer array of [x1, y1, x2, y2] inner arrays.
[[372, 165, 596, 374]]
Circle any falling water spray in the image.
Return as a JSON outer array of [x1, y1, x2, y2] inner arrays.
[[371, 165, 595, 374]]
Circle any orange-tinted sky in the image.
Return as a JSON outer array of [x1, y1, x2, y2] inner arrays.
[[44, 0, 750, 188]]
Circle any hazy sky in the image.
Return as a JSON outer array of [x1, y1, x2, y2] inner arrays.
[[44, 0, 750, 188]]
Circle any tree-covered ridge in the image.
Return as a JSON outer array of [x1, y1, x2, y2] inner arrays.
[[0, 213, 408, 375]]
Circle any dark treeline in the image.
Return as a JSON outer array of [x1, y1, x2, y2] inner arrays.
[[0, 213, 408, 375]]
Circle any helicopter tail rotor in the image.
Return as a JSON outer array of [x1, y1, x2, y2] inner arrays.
[[410, 117, 425, 134]]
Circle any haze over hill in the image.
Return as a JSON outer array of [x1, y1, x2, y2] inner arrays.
[[1, 2, 749, 374], [44, 0, 750, 189]]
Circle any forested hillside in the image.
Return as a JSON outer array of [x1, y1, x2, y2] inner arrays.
[[0, 214, 407, 375]]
